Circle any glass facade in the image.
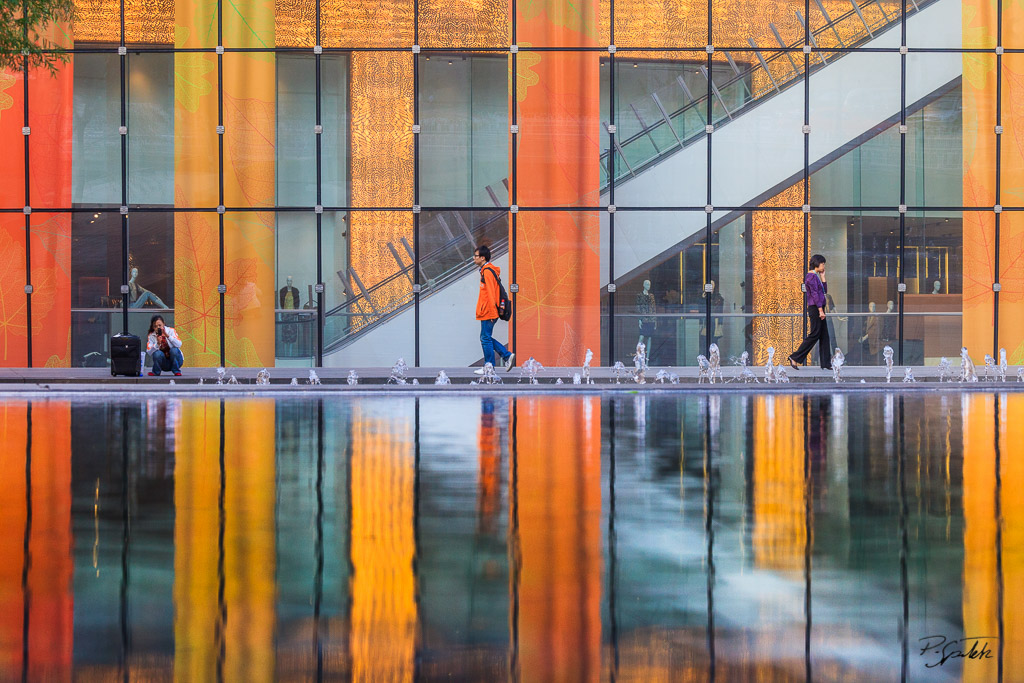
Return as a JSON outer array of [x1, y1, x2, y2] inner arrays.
[[0, 0, 1018, 367]]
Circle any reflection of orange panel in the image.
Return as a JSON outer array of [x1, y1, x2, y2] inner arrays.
[[515, 397, 601, 683], [27, 403, 73, 680], [350, 402, 417, 682], [1000, 395, 1024, 680], [173, 400, 223, 680], [0, 403, 28, 678], [962, 394, 998, 683], [752, 395, 806, 571]]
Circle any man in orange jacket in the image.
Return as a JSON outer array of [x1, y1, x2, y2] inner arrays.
[[473, 245, 514, 374]]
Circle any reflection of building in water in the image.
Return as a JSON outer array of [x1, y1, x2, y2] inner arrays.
[[0, 403, 73, 681], [173, 400, 276, 680], [962, 394, 1024, 681], [753, 395, 806, 571], [350, 403, 417, 682], [514, 397, 602, 682]]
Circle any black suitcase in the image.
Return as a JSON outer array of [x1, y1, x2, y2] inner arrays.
[[110, 333, 142, 377]]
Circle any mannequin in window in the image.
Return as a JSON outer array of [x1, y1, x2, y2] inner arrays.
[[279, 276, 300, 309], [931, 280, 941, 294], [636, 279, 656, 358], [128, 267, 168, 308], [279, 276, 300, 345], [859, 301, 879, 361], [881, 299, 896, 353]]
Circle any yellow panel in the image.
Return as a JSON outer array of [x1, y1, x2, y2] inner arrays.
[[751, 184, 806, 365], [73, 0, 173, 44], [752, 395, 806, 571]]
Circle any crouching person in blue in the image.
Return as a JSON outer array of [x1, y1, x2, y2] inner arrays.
[[147, 314, 185, 376]]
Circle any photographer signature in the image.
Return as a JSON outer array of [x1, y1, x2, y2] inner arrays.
[[918, 635, 996, 667]]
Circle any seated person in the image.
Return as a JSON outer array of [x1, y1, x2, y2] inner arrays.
[[129, 267, 168, 309], [146, 314, 184, 376]]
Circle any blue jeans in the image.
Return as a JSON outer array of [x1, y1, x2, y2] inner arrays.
[[151, 347, 184, 375], [480, 319, 510, 367]]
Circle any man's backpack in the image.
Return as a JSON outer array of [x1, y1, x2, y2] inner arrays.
[[483, 266, 513, 321]]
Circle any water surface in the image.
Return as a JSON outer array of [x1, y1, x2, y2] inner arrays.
[[0, 393, 1018, 681]]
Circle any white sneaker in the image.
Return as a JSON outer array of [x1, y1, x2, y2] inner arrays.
[[505, 353, 515, 371], [474, 368, 485, 375]]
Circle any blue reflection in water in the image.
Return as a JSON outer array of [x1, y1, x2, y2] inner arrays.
[[0, 393, 1016, 681]]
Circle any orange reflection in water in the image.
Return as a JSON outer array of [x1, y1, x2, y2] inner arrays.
[[513, 396, 602, 682], [350, 402, 417, 683], [962, 393, 1024, 681], [0, 402, 73, 681], [173, 400, 277, 680]]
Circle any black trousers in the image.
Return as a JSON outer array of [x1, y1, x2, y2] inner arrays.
[[790, 306, 831, 369]]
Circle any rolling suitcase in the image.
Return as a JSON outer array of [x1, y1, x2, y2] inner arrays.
[[110, 333, 142, 377]]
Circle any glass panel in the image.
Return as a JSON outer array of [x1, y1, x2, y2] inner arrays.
[[612, 211, 709, 366], [516, 211, 602, 366], [611, 0, 706, 47], [321, 0, 413, 48], [321, 54, 349, 208], [72, 53, 121, 206], [908, 0, 974, 48], [223, 0, 276, 50], [517, 51, 605, 207], [711, 49, 804, 209], [809, 53, 899, 209], [811, 211, 898, 365], [904, 212, 963, 364], [127, 52, 175, 206], [277, 55, 318, 208], [419, 54, 509, 208], [606, 52, 709, 193], [419, 209, 508, 367], [275, 213, 318, 365], [905, 82, 963, 209], [419, 0, 509, 47]]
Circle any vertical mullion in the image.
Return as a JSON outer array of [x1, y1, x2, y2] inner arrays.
[[802, 0, 810, 347], [510, 2, 518, 357], [217, 0, 226, 366], [120, 0, 130, 337], [608, 26, 615, 363], [704, 0, 712, 359], [413, 0, 421, 366], [21, 2, 32, 366], [898, 0, 907, 365], [994, 0, 1003, 358], [315, 0, 324, 366]]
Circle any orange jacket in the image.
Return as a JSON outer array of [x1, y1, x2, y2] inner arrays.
[[476, 263, 502, 321]]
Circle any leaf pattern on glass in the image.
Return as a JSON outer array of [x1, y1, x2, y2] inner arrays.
[[174, 29, 214, 114], [0, 228, 56, 364], [509, 46, 542, 103], [224, 93, 276, 214], [519, 0, 598, 40], [0, 71, 16, 118]]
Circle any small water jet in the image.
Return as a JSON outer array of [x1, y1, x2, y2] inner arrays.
[[478, 362, 502, 385], [582, 349, 595, 385], [555, 378, 564, 384], [611, 361, 627, 384], [883, 346, 894, 383], [707, 344, 723, 384], [227, 375, 239, 385], [216, 367, 226, 385], [434, 371, 451, 385], [387, 358, 408, 385], [764, 347, 777, 384], [1000, 349, 1008, 382], [308, 369, 321, 386], [655, 369, 669, 384], [347, 370, 359, 386], [984, 354, 996, 381], [697, 355, 711, 384], [572, 373, 582, 385], [960, 347, 978, 382], [519, 357, 544, 385], [729, 352, 759, 384], [831, 347, 845, 383], [937, 357, 953, 382], [290, 377, 298, 386], [903, 367, 916, 383], [632, 338, 648, 384], [256, 369, 271, 386], [775, 367, 790, 383]]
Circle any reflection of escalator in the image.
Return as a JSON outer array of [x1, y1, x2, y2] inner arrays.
[[321, 0, 956, 362]]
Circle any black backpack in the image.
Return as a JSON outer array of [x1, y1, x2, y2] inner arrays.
[[482, 266, 513, 321]]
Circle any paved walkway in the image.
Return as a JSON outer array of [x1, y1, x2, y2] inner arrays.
[[0, 364, 1020, 391]]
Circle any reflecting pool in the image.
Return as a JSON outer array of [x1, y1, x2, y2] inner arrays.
[[0, 393, 1020, 681]]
